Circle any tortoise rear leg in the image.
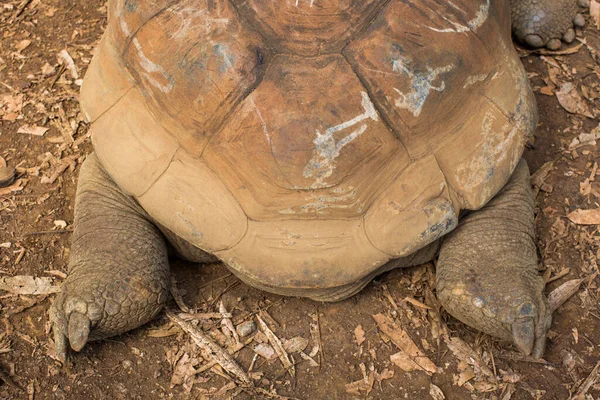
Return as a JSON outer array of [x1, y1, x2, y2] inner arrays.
[[436, 160, 551, 358], [50, 153, 170, 362], [512, 0, 588, 50]]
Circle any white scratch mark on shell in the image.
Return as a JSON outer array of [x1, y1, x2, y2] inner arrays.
[[392, 57, 453, 117], [132, 38, 174, 93], [425, 0, 490, 33], [304, 92, 379, 188], [249, 97, 272, 147]]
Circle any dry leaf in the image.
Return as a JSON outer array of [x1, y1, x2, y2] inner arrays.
[[1, 93, 23, 121], [354, 325, 366, 346], [283, 336, 309, 353], [548, 277, 591, 312], [567, 209, 600, 225], [375, 368, 394, 382], [539, 86, 554, 96], [429, 383, 445, 400], [569, 124, 600, 150], [555, 82, 593, 118], [445, 337, 494, 377], [373, 313, 436, 375], [253, 343, 276, 360], [0, 275, 60, 295], [457, 367, 475, 386], [17, 125, 49, 136], [15, 39, 31, 52], [57, 49, 78, 79]]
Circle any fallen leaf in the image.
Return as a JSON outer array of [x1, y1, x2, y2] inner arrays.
[[282, 336, 309, 353], [354, 325, 366, 346], [567, 209, 600, 225], [57, 49, 78, 79], [1, 93, 23, 121], [548, 277, 592, 312], [17, 125, 49, 136], [373, 313, 436, 375], [457, 366, 475, 386], [445, 337, 494, 378], [539, 86, 554, 96], [569, 124, 600, 150], [555, 82, 593, 118], [15, 39, 31, 52], [0, 276, 60, 295], [375, 368, 394, 382], [430, 383, 445, 400]]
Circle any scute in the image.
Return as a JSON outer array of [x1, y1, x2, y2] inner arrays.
[[203, 54, 404, 220], [344, 0, 500, 158], [230, 0, 389, 56], [121, 0, 268, 155]]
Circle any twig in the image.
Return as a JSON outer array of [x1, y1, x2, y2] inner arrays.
[[256, 315, 295, 378], [165, 309, 251, 385], [179, 312, 232, 321], [13, 0, 33, 19], [315, 310, 324, 365], [0, 368, 23, 392], [572, 361, 600, 400]]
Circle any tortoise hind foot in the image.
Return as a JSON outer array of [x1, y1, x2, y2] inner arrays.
[[50, 153, 170, 362], [436, 160, 551, 358], [511, 0, 587, 50]]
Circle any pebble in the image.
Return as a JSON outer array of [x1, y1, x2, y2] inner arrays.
[[0, 166, 15, 187], [236, 320, 257, 338]]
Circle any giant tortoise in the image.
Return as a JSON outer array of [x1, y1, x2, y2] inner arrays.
[[50, 0, 588, 361]]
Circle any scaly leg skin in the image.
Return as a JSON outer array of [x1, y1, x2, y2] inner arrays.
[[49, 153, 170, 362], [436, 159, 551, 358], [512, 0, 588, 50]]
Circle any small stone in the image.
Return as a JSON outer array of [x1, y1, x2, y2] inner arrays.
[[122, 359, 133, 370], [0, 166, 15, 187], [236, 320, 257, 338]]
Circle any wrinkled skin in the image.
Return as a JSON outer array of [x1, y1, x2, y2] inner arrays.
[[512, 0, 588, 50]]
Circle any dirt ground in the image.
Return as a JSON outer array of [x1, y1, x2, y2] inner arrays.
[[1, 1, 600, 399]]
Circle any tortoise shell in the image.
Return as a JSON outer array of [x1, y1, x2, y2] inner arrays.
[[81, 0, 537, 291]]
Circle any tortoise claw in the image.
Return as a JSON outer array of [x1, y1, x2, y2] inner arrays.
[[68, 312, 91, 352], [512, 317, 535, 356]]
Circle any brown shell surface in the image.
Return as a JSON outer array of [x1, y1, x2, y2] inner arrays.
[[82, 0, 537, 289]]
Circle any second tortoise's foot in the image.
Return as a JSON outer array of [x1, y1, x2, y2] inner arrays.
[[512, 0, 587, 50], [436, 160, 551, 358]]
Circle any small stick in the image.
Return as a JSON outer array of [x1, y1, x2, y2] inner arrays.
[[179, 312, 232, 320], [316, 310, 325, 365], [256, 315, 295, 378], [0, 368, 23, 392], [13, 0, 33, 19], [165, 310, 251, 385], [572, 361, 600, 399]]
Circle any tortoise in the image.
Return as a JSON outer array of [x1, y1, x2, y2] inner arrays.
[[50, 0, 588, 362]]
